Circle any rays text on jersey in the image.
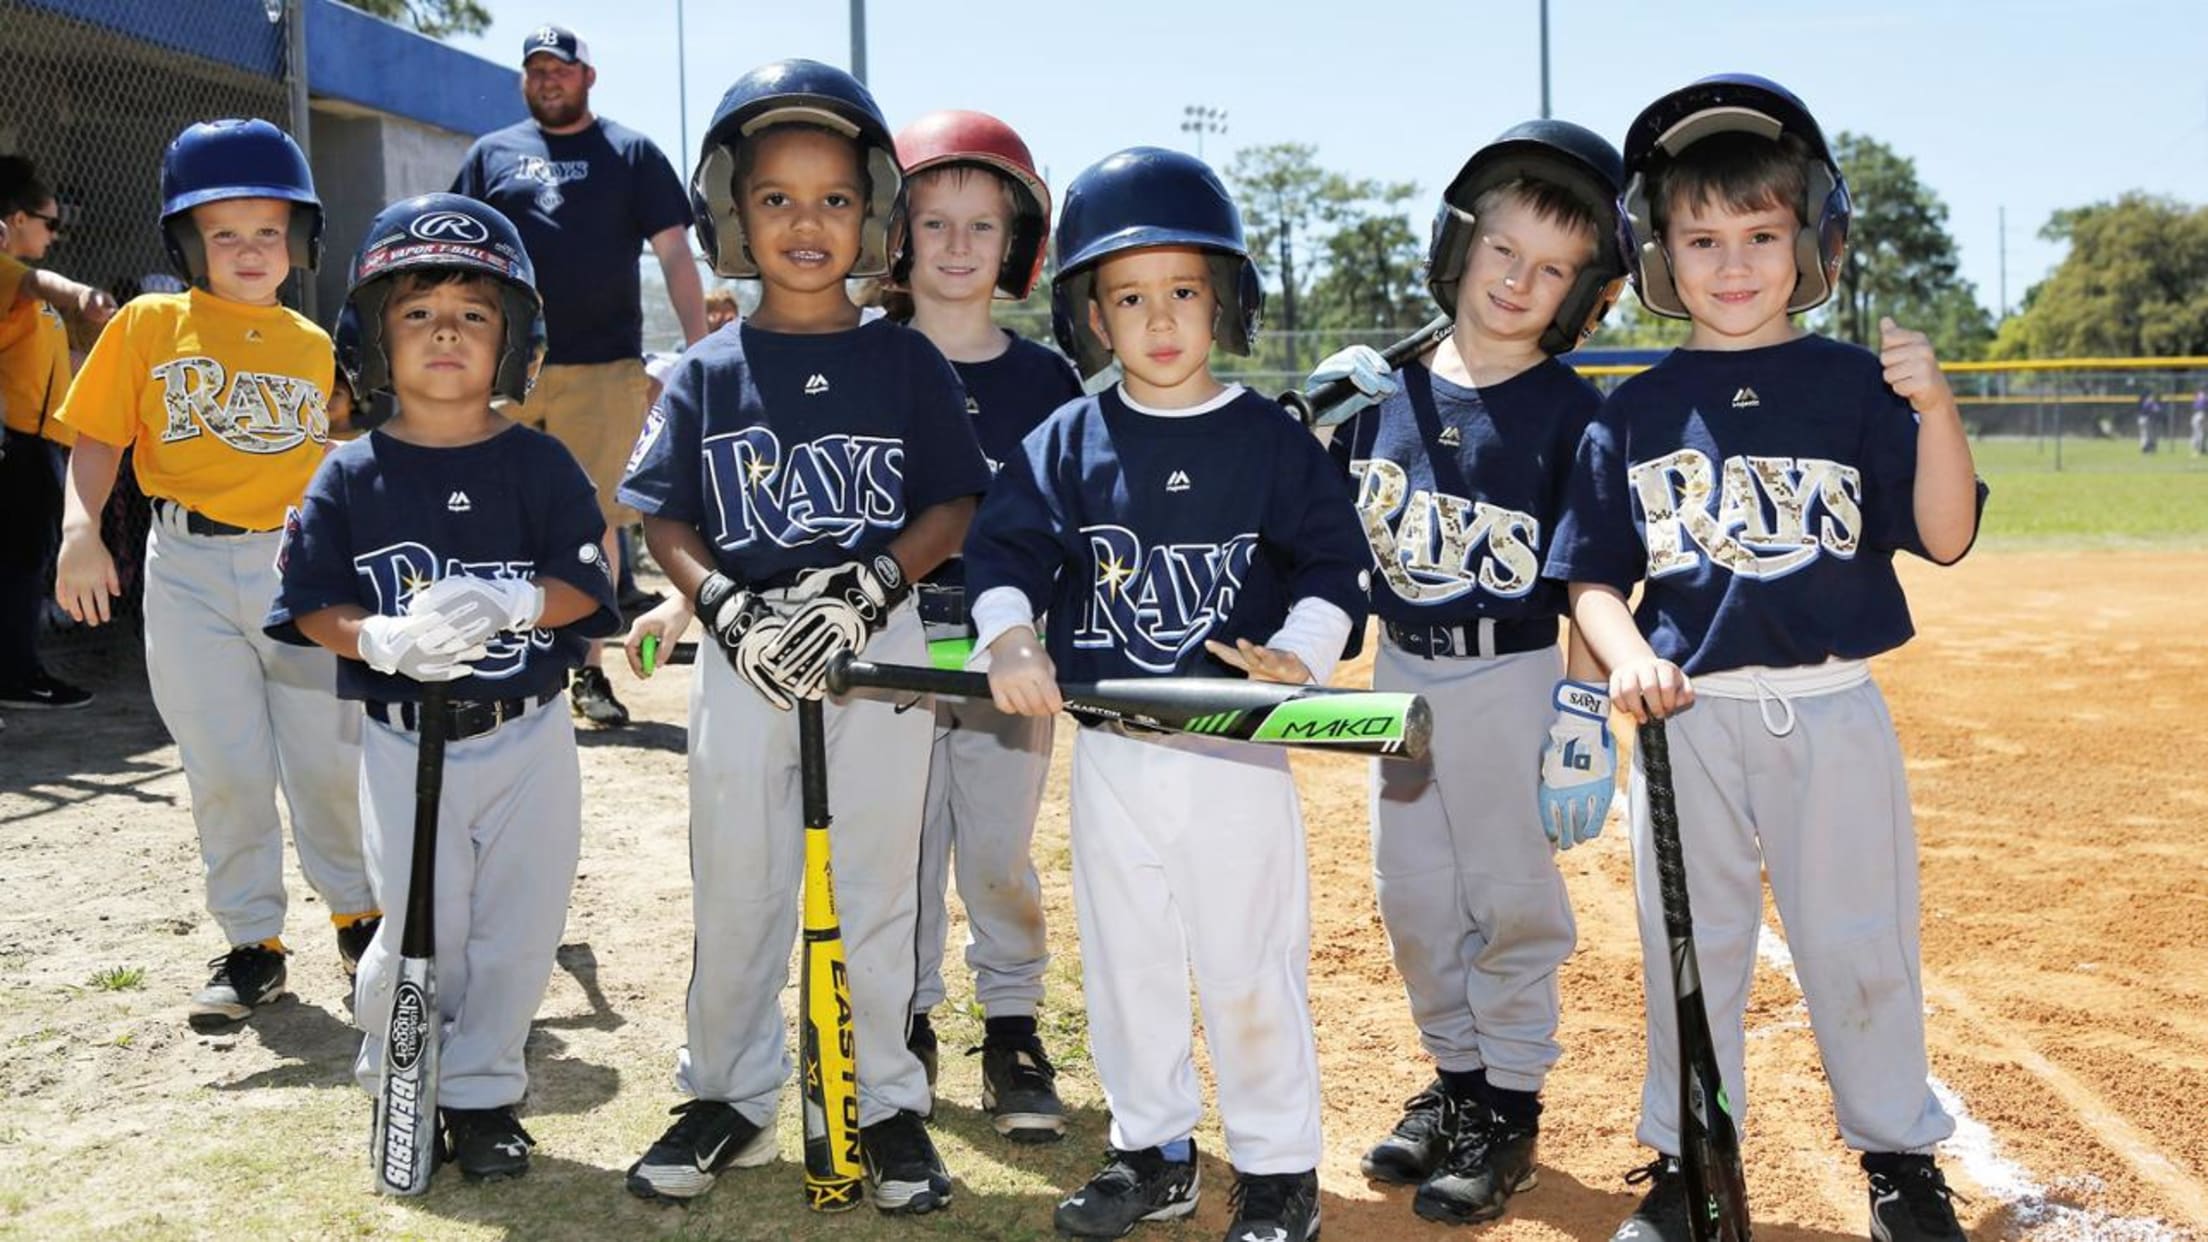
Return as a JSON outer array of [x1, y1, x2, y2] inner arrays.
[[153, 357, 330, 453], [1350, 458, 1541, 602], [1072, 525, 1255, 674], [702, 428, 907, 551], [1631, 448, 1863, 580]]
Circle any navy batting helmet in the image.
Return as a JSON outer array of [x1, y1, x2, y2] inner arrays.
[[159, 118, 322, 283], [1050, 147, 1262, 379], [691, 59, 902, 280], [1620, 74, 1851, 319], [343, 193, 544, 403], [1426, 120, 1627, 355]]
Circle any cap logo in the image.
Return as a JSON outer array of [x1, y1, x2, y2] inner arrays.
[[410, 211, 490, 244], [531, 25, 560, 46]]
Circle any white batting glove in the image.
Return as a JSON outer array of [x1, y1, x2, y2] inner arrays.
[[407, 575, 545, 649], [697, 572, 799, 711], [1303, 345, 1398, 428], [1538, 680, 1617, 850], [357, 612, 488, 683], [761, 599, 869, 701], [784, 552, 909, 631]]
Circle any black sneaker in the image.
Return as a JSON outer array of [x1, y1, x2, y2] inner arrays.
[[625, 1100, 775, 1202], [1415, 1104, 1538, 1224], [571, 666, 630, 727], [0, 672, 92, 711], [1610, 1156, 1690, 1242], [1054, 1144, 1200, 1238], [188, 943, 288, 1031], [1224, 1168, 1320, 1242], [336, 916, 382, 983], [860, 1108, 951, 1215], [1865, 1152, 1967, 1241], [1361, 1078, 1459, 1184], [442, 1105, 534, 1181], [978, 1038, 1066, 1143], [909, 1012, 938, 1120]]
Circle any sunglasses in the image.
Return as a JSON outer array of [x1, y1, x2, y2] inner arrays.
[[23, 210, 63, 235]]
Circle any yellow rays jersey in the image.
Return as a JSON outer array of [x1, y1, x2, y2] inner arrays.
[[0, 254, 23, 308], [0, 270, 76, 447], [58, 290, 332, 531]]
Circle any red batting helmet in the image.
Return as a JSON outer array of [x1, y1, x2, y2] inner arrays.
[[891, 110, 1050, 299]]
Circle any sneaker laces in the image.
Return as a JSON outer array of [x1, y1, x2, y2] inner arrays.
[[1391, 1083, 1452, 1141], [972, 1038, 1058, 1088], [207, 943, 284, 976], [1624, 1157, 1688, 1219], [1229, 1171, 1307, 1223], [865, 1111, 933, 1168], [657, 1099, 736, 1147], [1090, 1146, 1170, 1195], [444, 1106, 534, 1149], [1875, 1159, 1968, 1230]]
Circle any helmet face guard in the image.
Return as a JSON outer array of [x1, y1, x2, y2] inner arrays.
[[344, 194, 545, 403], [1049, 147, 1263, 379], [159, 118, 323, 283], [1619, 74, 1852, 319], [1424, 119, 1628, 354], [690, 60, 902, 281], [891, 109, 1051, 300]]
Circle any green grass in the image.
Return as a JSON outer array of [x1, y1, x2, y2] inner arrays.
[[1970, 435, 2208, 546], [83, 966, 145, 993]]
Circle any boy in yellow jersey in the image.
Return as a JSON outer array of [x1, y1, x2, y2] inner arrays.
[[54, 120, 377, 1031]]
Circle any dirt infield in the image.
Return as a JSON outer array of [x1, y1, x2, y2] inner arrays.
[[0, 549, 2200, 1240]]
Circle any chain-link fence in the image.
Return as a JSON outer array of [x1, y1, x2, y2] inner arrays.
[[3, 0, 302, 640]]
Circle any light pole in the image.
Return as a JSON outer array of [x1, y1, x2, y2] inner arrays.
[[676, 0, 690, 163], [851, 0, 868, 84], [1180, 105, 1227, 161]]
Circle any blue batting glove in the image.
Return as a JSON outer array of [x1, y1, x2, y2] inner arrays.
[[1538, 680, 1617, 850], [1304, 345, 1397, 428]]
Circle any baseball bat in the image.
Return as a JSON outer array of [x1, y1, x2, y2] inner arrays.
[[1277, 312, 1453, 428], [797, 698, 862, 1211], [824, 655, 1431, 760], [1640, 719, 1752, 1241], [372, 683, 449, 1196]]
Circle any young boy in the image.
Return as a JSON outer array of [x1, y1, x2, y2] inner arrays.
[[53, 119, 379, 1029], [889, 107, 1082, 1142], [965, 146, 1369, 1242], [616, 60, 989, 1214], [264, 192, 618, 1180], [1543, 76, 1982, 1242], [1301, 119, 1627, 1226]]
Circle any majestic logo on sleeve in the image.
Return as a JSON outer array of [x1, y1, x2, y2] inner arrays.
[[152, 357, 329, 453], [701, 427, 906, 552], [1072, 525, 1256, 673], [353, 543, 550, 679], [1630, 449, 1863, 581], [1350, 459, 1541, 603]]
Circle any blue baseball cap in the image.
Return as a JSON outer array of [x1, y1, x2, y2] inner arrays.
[[521, 24, 591, 67]]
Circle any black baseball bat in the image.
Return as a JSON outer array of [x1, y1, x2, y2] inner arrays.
[[1641, 719, 1752, 1241], [372, 683, 448, 1196], [825, 655, 1430, 760], [1276, 312, 1453, 427]]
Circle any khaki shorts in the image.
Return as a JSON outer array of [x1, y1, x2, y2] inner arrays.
[[520, 358, 651, 527]]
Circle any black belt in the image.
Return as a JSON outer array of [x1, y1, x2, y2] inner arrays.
[[155, 498, 272, 537], [915, 580, 969, 628], [366, 687, 562, 742], [1383, 616, 1557, 660]]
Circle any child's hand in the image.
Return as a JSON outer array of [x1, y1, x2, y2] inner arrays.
[[55, 529, 120, 627], [1608, 657, 1693, 722], [1879, 317, 1956, 417], [986, 627, 1061, 716], [623, 594, 694, 679], [75, 284, 116, 326], [1205, 637, 1312, 685]]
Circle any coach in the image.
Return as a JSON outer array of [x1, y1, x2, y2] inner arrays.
[[452, 22, 705, 727]]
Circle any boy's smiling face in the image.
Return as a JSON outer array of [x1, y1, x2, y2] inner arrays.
[[1088, 246, 1221, 403], [1454, 193, 1594, 351], [1663, 192, 1803, 350], [738, 126, 865, 299], [905, 168, 1012, 305]]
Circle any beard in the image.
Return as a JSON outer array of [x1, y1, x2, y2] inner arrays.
[[527, 89, 589, 130]]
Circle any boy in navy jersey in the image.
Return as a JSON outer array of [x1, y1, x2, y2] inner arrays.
[[266, 194, 619, 1181], [1302, 119, 1627, 1226], [616, 62, 988, 1213], [1544, 77, 1982, 1242], [964, 147, 1368, 1242], [887, 108, 1082, 1141]]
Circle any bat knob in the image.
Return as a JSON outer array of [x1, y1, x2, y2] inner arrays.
[[1401, 695, 1434, 762], [824, 652, 856, 696]]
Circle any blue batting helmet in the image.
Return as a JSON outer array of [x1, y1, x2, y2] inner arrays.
[[159, 118, 322, 282], [1426, 119, 1627, 355], [343, 193, 545, 403], [1049, 147, 1262, 379], [1619, 74, 1851, 319], [691, 59, 902, 280]]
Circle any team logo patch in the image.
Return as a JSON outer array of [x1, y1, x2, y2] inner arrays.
[[578, 542, 610, 579], [409, 211, 490, 244], [1349, 459, 1542, 603]]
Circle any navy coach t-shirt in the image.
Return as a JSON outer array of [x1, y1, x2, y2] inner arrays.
[[452, 118, 692, 365]]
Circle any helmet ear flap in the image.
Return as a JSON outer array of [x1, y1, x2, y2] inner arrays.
[[1424, 200, 1477, 317]]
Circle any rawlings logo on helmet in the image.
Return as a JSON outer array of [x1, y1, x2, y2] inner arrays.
[[408, 211, 491, 244]]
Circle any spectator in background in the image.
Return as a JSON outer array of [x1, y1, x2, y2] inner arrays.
[[2138, 390, 2161, 455], [451, 22, 706, 727], [0, 155, 115, 712], [703, 284, 738, 334], [2190, 389, 2205, 457]]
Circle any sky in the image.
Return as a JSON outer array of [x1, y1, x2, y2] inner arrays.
[[443, 0, 2208, 320]]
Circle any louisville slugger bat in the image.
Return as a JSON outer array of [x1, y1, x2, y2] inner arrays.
[[1276, 312, 1453, 427], [825, 655, 1431, 760], [797, 698, 862, 1211], [1640, 719, 1752, 1241], [373, 682, 449, 1196]]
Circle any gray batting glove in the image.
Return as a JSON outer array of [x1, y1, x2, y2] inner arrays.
[[1304, 345, 1398, 428], [407, 575, 545, 649]]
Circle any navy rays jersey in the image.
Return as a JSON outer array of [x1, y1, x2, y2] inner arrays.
[[265, 425, 621, 701], [1331, 357, 1600, 626], [964, 386, 1370, 682], [1544, 334, 1987, 675], [923, 332, 1083, 596], [617, 319, 991, 583]]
